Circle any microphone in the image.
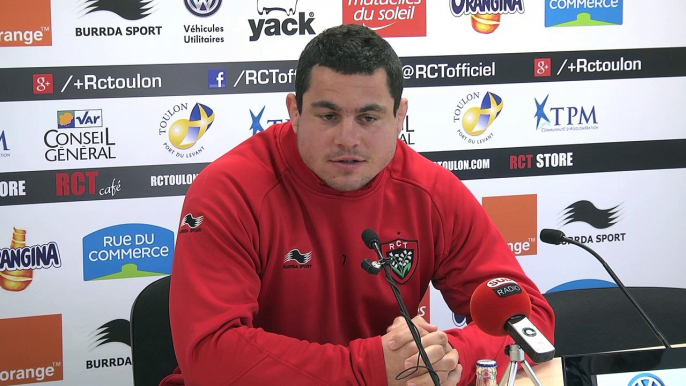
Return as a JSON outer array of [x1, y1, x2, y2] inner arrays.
[[360, 229, 384, 275], [359, 228, 440, 386], [470, 278, 555, 363], [540, 228, 672, 349]]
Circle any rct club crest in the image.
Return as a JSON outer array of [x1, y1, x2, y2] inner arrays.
[[381, 239, 418, 284]]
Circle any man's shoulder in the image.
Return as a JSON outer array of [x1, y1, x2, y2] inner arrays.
[[390, 142, 465, 196], [193, 124, 287, 197]]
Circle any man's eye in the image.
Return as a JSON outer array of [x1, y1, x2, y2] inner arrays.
[[361, 116, 377, 123], [322, 114, 336, 121]]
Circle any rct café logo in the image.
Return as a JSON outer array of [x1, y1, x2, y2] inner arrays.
[[75, 0, 163, 37], [545, 0, 622, 27], [450, 0, 525, 34], [452, 91, 504, 145], [158, 102, 214, 159], [249, 0, 316, 41], [83, 223, 174, 281], [185, 0, 222, 17]]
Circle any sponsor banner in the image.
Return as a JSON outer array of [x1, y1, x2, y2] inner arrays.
[[0, 314, 63, 385], [83, 224, 174, 281], [0, 163, 207, 206], [0, 0, 52, 47], [0, 139, 684, 207], [482, 194, 537, 256], [342, 0, 426, 38], [425, 139, 686, 180], [1, 47, 685, 102]]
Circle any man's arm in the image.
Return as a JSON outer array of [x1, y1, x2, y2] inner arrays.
[[167, 163, 386, 386], [431, 178, 556, 386]]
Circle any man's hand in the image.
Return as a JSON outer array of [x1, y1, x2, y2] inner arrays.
[[382, 316, 462, 385]]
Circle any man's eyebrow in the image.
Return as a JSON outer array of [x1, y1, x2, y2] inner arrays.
[[356, 104, 387, 114], [310, 100, 340, 111]]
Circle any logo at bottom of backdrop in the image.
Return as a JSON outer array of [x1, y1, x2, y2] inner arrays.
[[381, 239, 418, 284]]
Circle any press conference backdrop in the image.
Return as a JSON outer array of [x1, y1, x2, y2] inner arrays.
[[1, 1, 685, 385]]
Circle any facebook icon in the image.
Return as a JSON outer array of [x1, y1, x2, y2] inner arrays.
[[208, 69, 226, 89]]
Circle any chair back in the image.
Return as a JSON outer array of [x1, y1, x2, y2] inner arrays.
[[544, 286, 686, 356], [130, 275, 178, 386]]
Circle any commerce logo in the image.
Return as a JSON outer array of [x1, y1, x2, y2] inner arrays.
[[82, 223, 174, 281], [342, 0, 426, 38], [86, 319, 132, 370], [249, 106, 290, 136], [249, 0, 316, 41], [0, 314, 63, 385], [545, 0, 622, 27], [158, 102, 214, 159], [0, 228, 62, 292], [450, 0, 525, 34], [534, 95, 599, 132], [482, 194, 537, 256], [0, 0, 52, 47], [452, 91, 504, 145], [77, 0, 156, 20]]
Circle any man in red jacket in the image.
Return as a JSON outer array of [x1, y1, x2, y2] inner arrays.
[[163, 24, 554, 386]]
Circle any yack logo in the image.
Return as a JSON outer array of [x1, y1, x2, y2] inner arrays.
[[381, 239, 418, 284], [249, 0, 316, 41], [83, 223, 174, 281]]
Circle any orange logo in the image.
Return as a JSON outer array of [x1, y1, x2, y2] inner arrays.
[[0, 314, 63, 385], [482, 194, 537, 256], [343, 0, 426, 38], [0, 0, 52, 47]]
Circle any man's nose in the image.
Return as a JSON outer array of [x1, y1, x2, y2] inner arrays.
[[333, 118, 361, 148]]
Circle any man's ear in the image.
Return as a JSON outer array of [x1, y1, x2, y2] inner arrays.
[[286, 93, 299, 132], [396, 98, 408, 136]]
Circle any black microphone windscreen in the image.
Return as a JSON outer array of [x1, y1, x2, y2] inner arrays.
[[361, 229, 380, 249], [540, 229, 565, 245]]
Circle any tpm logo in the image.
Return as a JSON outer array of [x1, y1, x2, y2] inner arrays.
[[482, 194, 537, 256], [83, 223, 174, 281], [0, 131, 10, 159], [248, 106, 290, 136], [545, 0, 622, 27], [534, 95, 599, 132]]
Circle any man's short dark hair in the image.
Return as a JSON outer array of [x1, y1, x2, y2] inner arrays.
[[295, 24, 404, 115]]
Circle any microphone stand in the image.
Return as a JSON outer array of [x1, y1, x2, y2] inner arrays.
[[363, 251, 440, 386], [499, 344, 544, 386], [561, 236, 672, 350]]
